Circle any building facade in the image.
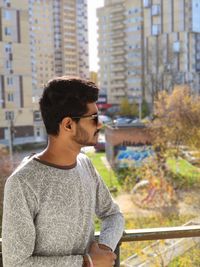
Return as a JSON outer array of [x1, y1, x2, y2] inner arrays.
[[97, 0, 200, 106], [0, 0, 34, 146], [97, 0, 144, 105], [0, 0, 89, 147], [143, 0, 200, 105]]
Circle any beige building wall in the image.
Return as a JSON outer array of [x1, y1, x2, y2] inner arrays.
[[98, 0, 144, 105], [143, 0, 200, 106], [29, 0, 89, 144], [0, 0, 34, 145], [124, 0, 143, 102], [90, 71, 98, 86], [60, 0, 78, 76], [98, 0, 126, 104], [0, 0, 90, 146]]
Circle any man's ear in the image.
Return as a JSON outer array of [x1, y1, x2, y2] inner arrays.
[[61, 117, 72, 131]]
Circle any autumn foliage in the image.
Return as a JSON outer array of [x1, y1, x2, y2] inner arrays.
[[149, 85, 200, 152]]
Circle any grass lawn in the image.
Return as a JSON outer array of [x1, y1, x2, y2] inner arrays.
[[86, 151, 120, 190], [167, 157, 200, 186]]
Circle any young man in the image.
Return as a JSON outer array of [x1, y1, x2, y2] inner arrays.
[[2, 77, 124, 267]]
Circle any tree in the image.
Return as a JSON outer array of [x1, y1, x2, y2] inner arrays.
[[128, 85, 200, 209], [141, 99, 150, 118], [149, 85, 200, 153], [144, 36, 185, 113], [119, 97, 138, 117]]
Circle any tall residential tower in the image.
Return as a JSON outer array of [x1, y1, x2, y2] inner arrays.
[[0, 0, 34, 146], [97, 0, 200, 106], [97, 0, 144, 104], [143, 0, 200, 104], [0, 0, 89, 147]]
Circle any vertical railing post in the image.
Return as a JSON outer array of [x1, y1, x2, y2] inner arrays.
[[114, 243, 121, 267]]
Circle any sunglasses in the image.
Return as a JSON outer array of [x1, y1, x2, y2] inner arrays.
[[71, 114, 99, 125]]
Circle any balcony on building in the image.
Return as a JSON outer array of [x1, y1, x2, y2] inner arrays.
[[112, 41, 125, 48], [114, 89, 127, 96], [110, 14, 125, 23], [113, 74, 126, 80], [110, 82, 125, 89], [112, 56, 126, 64], [111, 65, 125, 72], [110, 5, 124, 14], [111, 31, 125, 39], [111, 49, 126, 56], [112, 23, 125, 30]]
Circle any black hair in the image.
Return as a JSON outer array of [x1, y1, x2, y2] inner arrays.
[[39, 76, 99, 135]]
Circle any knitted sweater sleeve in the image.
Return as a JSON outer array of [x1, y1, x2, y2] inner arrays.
[[2, 176, 83, 267], [92, 165, 124, 251]]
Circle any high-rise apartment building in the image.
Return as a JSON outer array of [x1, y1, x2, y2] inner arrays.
[[98, 0, 200, 106], [0, 0, 89, 147], [98, 0, 126, 104], [143, 0, 200, 105], [124, 0, 144, 103], [97, 0, 143, 104], [0, 0, 34, 146]]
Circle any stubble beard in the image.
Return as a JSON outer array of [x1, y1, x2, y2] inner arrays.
[[73, 124, 98, 147]]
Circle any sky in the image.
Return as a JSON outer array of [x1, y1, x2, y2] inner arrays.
[[87, 0, 104, 72]]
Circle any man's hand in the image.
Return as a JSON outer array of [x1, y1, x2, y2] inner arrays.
[[89, 241, 116, 267]]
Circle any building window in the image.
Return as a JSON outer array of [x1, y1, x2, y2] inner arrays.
[[36, 128, 41, 137], [4, 10, 12, 20], [152, 24, 161, 35], [5, 111, 14, 120], [5, 43, 12, 52], [173, 41, 181, 53], [33, 111, 42, 121], [6, 60, 12, 69], [5, 26, 12, 36], [143, 0, 151, 8], [7, 76, 13, 85], [152, 5, 160, 16], [7, 92, 14, 102], [3, 0, 10, 6]]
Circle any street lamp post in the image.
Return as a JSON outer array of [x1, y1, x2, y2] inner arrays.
[[8, 119, 14, 163], [138, 96, 142, 121]]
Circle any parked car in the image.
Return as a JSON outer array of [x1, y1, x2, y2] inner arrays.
[[113, 115, 136, 126], [99, 115, 112, 125], [105, 105, 120, 117]]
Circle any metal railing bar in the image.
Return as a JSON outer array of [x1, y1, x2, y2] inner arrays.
[[95, 225, 200, 242]]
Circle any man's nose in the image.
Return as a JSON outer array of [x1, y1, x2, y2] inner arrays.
[[97, 120, 103, 129]]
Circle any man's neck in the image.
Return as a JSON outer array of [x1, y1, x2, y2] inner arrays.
[[37, 140, 80, 167]]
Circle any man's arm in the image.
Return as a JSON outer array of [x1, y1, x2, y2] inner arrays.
[[2, 176, 84, 267], [94, 170, 124, 251]]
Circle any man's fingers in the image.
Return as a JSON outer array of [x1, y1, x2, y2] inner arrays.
[[90, 241, 99, 251]]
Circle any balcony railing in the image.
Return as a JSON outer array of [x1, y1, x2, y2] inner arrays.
[[0, 225, 200, 267], [96, 225, 200, 267]]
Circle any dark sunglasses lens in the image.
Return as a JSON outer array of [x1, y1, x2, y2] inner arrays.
[[94, 116, 98, 125]]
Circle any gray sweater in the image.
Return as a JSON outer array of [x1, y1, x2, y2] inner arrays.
[[2, 153, 124, 267]]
